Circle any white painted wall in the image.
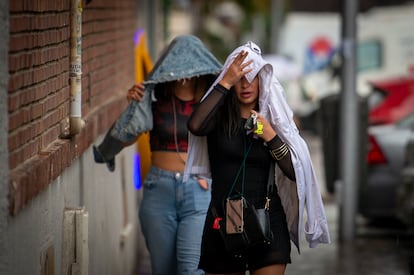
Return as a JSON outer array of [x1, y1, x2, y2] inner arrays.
[[5, 141, 146, 275]]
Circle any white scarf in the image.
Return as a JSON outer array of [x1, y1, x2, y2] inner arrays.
[[185, 41, 331, 251]]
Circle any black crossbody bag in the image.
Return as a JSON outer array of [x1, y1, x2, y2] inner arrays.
[[212, 136, 274, 257]]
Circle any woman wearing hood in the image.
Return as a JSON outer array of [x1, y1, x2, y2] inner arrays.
[[186, 41, 330, 274], [95, 35, 221, 275]]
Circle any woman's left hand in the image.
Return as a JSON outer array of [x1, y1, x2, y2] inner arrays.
[[127, 83, 145, 103], [219, 51, 253, 90], [252, 111, 277, 142]]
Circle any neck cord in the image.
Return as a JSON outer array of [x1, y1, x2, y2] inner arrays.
[[172, 96, 186, 165], [227, 133, 253, 199]]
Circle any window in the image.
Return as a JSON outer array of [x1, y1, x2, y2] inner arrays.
[[357, 40, 382, 72]]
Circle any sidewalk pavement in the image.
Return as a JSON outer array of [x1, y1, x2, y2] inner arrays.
[[286, 199, 413, 275]]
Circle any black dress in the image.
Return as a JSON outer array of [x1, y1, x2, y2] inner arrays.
[[187, 84, 295, 273], [197, 120, 292, 273]]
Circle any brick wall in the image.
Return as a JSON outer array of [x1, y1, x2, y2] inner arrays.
[[8, 0, 138, 215]]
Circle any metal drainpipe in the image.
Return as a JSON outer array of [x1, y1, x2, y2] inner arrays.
[[69, 0, 85, 136]]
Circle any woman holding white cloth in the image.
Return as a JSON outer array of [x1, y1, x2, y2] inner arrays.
[[186, 41, 330, 275]]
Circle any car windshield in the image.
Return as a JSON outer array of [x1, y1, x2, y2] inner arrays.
[[396, 111, 414, 130], [367, 88, 387, 110]]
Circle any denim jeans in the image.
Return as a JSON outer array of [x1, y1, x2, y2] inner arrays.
[[139, 166, 211, 275]]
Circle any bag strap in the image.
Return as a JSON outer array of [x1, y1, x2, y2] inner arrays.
[[265, 162, 275, 210], [227, 134, 275, 211], [227, 134, 253, 199]]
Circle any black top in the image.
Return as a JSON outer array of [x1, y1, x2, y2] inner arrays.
[[188, 85, 296, 208], [207, 121, 272, 206]]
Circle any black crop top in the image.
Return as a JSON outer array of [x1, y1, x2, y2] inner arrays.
[[150, 95, 197, 152]]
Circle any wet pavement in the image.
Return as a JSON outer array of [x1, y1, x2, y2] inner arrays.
[[134, 132, 414, 275], [286, 199, 414, 275], [286, 132, 414, 275]]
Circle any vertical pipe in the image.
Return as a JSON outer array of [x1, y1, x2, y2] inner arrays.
[[70, 0, 85, 136], [270, 0, 283, 53], [0, 0, 9, 273], [339, 0, 358, 241], [146, 0, 156, 58]]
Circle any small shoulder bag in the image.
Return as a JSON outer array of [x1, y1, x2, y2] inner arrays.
[[216, 135, 274, 257]]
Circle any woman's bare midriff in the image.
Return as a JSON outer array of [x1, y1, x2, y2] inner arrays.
[[151, 151, 187, 172]]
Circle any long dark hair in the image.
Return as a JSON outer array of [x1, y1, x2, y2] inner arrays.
[[219, 88, 259, 138]]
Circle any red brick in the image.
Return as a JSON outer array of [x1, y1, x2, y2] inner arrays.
[[9, 0, 138, 216]]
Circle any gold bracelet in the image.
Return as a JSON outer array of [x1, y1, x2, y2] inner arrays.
[[269, 143, 289, 161], [270, 143, 287, 155], [275, 147, 289, 160]]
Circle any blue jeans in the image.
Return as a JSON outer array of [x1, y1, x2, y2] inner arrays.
[[139, 166, 211, 275]]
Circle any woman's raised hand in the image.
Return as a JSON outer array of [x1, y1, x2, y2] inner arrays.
[[126, 83, 145, 103], [219, 51, 253, 90]]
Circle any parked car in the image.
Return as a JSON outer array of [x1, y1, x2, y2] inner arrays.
[[396, 134, 414, 228], [367, 74, 414, 125], [320, 73, 414, 194], [360, 111, 414, 220]]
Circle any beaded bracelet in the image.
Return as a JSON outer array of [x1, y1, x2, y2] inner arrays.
[[214, 83, 229, 95]]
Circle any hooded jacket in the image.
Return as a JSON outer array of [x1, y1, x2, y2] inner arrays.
[[185, 41, 331, 252], [111, 34, 222, 143], [144, 34, 222, 87]]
